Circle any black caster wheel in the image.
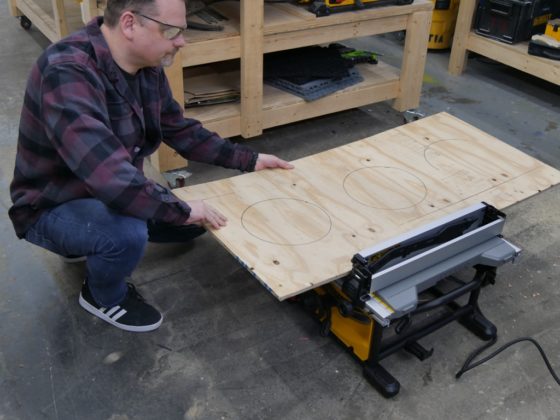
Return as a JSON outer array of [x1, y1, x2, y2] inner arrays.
[[20, 15, 32, 30], [310, 4, 330, 17]]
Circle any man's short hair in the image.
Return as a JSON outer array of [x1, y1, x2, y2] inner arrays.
[[103, 0, 159, 27]]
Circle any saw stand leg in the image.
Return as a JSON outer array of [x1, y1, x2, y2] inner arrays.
[[458, 271, 498, 340], [361, 320, 434, 397], [362, 325, 401, 398], [361, 266, 498, 398]]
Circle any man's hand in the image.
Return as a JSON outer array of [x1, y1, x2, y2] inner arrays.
[[186, 200, 228, 229], [254, 153, 294, 171]]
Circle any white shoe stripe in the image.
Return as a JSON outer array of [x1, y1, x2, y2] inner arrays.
[[105, 306, 121, 317], [80, 293, 162, 332], [112, 309, 127, 321]]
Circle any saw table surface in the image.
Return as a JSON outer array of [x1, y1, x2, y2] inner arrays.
[[173, 112, 560, 300]]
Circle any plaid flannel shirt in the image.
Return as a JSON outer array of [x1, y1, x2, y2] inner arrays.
[[9, 17, 257, 238]]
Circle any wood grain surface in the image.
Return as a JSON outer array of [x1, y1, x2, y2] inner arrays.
[[173, 113, 560, 300]]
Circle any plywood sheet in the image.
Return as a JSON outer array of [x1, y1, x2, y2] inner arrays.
[[173, 113, 560, 300]]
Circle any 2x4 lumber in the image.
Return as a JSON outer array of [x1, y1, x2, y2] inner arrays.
[[393, 10, 432, 111], [153, 56, 189, 172], [448, 0, 477, 75], [467, 36, 560, 85], [240, 0, 264, 138]]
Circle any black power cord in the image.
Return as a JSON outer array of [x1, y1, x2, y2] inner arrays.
[[456, 336, 560, 386]]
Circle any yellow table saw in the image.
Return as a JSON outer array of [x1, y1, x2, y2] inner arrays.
[[296, 201, 519, 396], [173, 113, 560, 396]]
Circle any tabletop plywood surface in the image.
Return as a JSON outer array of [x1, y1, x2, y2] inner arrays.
[[173, 113, 560, 300]]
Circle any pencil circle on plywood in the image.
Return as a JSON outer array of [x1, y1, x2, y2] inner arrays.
[[424, 138, 481, 171], [343, 166, 427, 209], [241, 198, 332, 246]]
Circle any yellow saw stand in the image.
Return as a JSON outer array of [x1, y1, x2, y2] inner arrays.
[[295, 202, 520, 397]]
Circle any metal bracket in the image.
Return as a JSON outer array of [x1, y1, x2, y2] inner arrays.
[[403, 109, 426, 124], [163, 169, 192, 189]]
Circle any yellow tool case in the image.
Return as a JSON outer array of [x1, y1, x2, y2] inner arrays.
[[545, 18, 560, 41], [428, 0, 460, 49], [306, 0, 414, 17]]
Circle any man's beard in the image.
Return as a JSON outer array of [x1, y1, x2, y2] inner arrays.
[[161, 48, 179, 67], [161, 53, 175, 67]]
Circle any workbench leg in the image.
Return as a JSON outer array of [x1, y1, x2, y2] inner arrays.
[[448, 0, 477, 76], [8, 0, 21, 17], [240, 0, 264, 138], [150, 53, 188, 173], [81, 0, 99, 24], [393, 10, 432, 112], [52, 0, 69, 39]]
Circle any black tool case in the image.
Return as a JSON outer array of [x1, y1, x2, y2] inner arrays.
[[474, 0, 557, 44], [528, 40, 560, 60]]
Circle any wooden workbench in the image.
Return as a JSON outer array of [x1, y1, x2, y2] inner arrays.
[[448, 0, 560, 85], [8, 0, 83, 42], [81, 0, 434, 172], [173, 112, 560, 300]]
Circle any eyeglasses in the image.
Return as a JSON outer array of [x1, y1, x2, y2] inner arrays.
[[132, 11, 187, 40]]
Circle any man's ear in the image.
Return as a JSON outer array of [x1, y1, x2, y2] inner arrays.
[[119, 11, 136, 40]]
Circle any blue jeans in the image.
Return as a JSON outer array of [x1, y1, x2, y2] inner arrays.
[[25, 198, 205, 307]]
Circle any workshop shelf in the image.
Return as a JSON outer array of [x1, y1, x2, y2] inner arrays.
[[185, 61, 401, 139], [448, 0, 560, 86], [177, 0, 433, 172], [78, 0, 433, 172]]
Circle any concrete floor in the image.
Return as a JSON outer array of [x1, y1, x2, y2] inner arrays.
[[1, 3, 560, 419]]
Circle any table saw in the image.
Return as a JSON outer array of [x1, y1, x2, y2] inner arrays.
[[297, 201, 519, 396], [173, 113, 560, 396]]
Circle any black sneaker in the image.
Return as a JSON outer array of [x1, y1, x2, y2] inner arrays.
[[79, 281, 163, 332]]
